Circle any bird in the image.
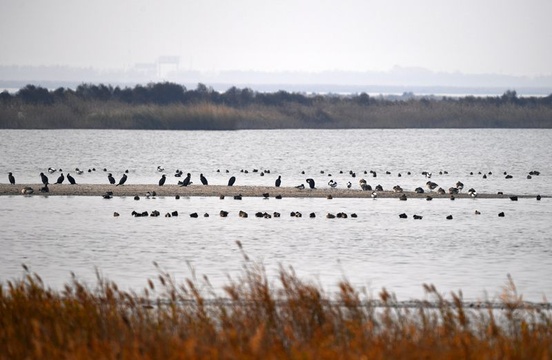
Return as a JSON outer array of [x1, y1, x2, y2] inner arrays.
[[48, 167, 57, 174], [179, 173, 191, 187], [55, 173, 65, 184], [67, 173, 76, 185], [347, 181, 352, 189], [306, 178, 316, 189], [328, 179, 337, 188], [117, 173, 127, 186], [40, 172, 49, 185], [21, 186, 34, 194], [295, 184, 305, 189], [228, 176, 236, 186], [159, 174, 166, 186], [200, 173, 208, 185], [426, 181, 438, 191], [108, 173, 116, 184], [8, 172, 15, 185], [275, 175, 281, 187], [75, 168, 84, 175], [157, 166, 164, 172]]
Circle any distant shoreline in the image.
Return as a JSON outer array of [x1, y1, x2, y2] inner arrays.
[[0, 183, 545, 199]]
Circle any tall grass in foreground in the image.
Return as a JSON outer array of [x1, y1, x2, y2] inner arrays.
[[1, 242, 551, 359]]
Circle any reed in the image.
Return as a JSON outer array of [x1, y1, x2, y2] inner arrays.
[[1, 243, 551, 359]]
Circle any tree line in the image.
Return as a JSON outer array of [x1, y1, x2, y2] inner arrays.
[[1, 82, 552, 129]]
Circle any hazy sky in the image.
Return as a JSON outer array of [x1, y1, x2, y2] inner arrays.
[[1, 0, 551, 76]]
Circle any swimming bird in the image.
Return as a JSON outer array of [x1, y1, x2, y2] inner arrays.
[[371, 191, 378, 198], [228, 176, 236, 186], [117, 173, 128, 186], [159, 174, 166, 186], [67, 173, 76, 185], [108, 173, 116, 184], [55, 173, 65, 184], [328, 179, 337, 188], [8, 172, 15, 185], [200, 173, 208, 185], [446, 215, 453, 220], [347, 181, 352, 189], [179, 173, 191, 187], [306, 178, 316, 189], [399, 213, 408, 219], [275, 175, 281, 187], [75, 168, 84, 175], [413, 215, 423, 220], [40, 172, 49, 185], [220, 210, 229, 217], [157, 166, 164, 172], [48, 167, 57, 174]]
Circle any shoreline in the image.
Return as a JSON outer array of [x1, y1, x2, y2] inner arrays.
[[0, 183, 546, 199]]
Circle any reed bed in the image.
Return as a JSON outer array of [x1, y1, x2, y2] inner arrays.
[[1, 242, 551, 359]]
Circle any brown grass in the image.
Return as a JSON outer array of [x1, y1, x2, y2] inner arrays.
[[1, 242, 551, 359]]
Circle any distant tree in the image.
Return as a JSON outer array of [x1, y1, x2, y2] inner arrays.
[[16, 85, 53, 105], [501, 90, 518, 103], [148, 82, 185, 104]]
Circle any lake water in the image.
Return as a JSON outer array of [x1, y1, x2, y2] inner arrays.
[[1, 129, 551, 302]]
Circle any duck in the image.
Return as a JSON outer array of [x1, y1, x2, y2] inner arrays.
[[220, 210, 229, 217], [347, 181, 352, 189], [328, 179, 337, 188], [21, 186, 34, 195], [157, 166, 164, 172], [399, 213, 408, 219], [75, 168, 84, 175], [48, 167, 57, 174], [295, 184, 305, 190], [413, 214, 423, 220]]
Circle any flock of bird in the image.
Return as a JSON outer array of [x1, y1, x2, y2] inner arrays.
[[7, 165, 543, 199]]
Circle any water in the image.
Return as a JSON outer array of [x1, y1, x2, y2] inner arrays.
[[1, 129, 551, 302]]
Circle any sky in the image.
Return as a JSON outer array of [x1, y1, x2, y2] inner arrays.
[[1, 0, 551, 77]]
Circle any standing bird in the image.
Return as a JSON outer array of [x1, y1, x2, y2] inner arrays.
[[179, 173, 191, 187], [55, 173, 65, 184], [275, 175, 281, 187], [159, 174, 166, 186], [228, 176, 236, 186], [40, 172, 49, 185], [108, 173, 116, 184], [200, 173, 208, 185], [67, 173, 76, 185], [117, 173, 127, 186], [306, 178, 316, 189], [8, 172, 15, 185]]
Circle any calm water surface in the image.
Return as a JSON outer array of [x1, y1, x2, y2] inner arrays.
[[1, 129, 551, 301]]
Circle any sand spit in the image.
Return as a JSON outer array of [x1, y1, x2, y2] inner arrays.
[[0, 184, 546, 199]]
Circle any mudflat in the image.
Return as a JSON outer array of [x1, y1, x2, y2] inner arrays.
[[0, 183, 543, 199]]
